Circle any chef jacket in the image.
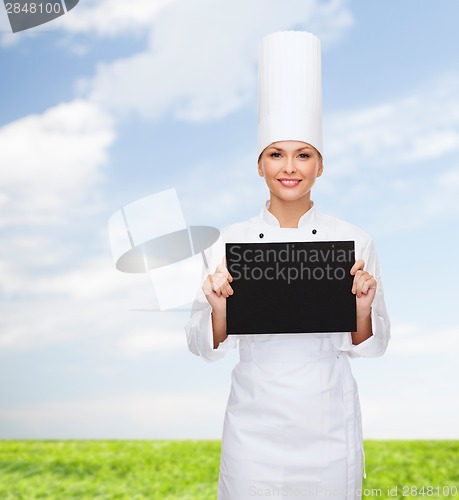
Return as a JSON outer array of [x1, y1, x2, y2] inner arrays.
[[186, 200, 391, 360]]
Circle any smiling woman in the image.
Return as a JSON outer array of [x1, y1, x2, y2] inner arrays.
[[257, 141, 323, 228], [185, 30, 391, 500]]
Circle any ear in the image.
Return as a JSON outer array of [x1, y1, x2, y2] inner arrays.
[[316, 157, 324, 177], [257, 159, 264, 177]]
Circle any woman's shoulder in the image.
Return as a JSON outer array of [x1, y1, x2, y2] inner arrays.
[[316, 210, 374, 247], [220, 214, 259, 239]]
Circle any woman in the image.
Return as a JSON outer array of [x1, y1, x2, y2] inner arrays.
[[185, 31, 390, 500]]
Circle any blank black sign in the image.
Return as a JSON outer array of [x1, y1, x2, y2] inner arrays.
[[226, 241, 356, 334]]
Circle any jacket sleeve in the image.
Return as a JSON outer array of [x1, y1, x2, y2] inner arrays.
[[331, 238, 391, 358], [184, 235, 238, 362]]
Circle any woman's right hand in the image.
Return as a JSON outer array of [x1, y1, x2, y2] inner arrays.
[[202, 257, 233, 312]]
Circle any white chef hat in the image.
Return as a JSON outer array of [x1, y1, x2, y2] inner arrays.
[[257, 31, 323, 158]]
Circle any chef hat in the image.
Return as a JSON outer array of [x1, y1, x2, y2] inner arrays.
[[257, 31, 323, 158]]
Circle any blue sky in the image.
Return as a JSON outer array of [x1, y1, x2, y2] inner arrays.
[[0, 0, 458, 441]]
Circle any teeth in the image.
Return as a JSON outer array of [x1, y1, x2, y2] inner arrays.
[[280, 180, 299, 185]]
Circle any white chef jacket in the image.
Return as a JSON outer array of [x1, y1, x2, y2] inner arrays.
[[185, 201, 390, 500]]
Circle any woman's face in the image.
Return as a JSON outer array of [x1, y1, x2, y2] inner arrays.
[[257, 140, 323, 203]]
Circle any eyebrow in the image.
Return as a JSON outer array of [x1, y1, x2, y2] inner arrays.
[[269, 146, 313, 152]]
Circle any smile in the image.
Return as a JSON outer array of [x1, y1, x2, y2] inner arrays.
[[278, 179, 301, 187]]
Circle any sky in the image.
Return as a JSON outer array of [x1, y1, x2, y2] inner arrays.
[[0, 0, 458, 443]]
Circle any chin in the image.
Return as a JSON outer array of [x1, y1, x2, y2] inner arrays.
[[276, 192, 309, 202]]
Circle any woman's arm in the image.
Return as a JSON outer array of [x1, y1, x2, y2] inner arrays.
[[211, 309, 228, 349], [202, 258, 233, 349], [352, 307, 372, 345], [350, 259, 377, 345]]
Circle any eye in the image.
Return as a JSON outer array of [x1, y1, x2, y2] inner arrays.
[[298, 153, 310, 159], [270, 152, 282, 158]]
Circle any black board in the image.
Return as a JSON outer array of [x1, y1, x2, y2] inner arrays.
[[226, 241, 356, 334]]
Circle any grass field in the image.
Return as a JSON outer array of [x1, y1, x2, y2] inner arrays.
[[0, 440, 457, 499]]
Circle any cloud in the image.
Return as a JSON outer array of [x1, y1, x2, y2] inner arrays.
[[116, 327, 186, 356], [0, 391, 228, 438], [326, 75, 459, 176], [0, 99, 116, 227], [0, 0, 355, 362], [386, 324, 459, 356], [0, 246, 167, 353], [79, 0, 353, 122], [0, 4, 24, 46], [177, 150, 265, 230], [301, 74, 459, 233], [0, 294, 150, 352], [364, 160, 459, 233], [354, 322, 458, 439], [55, 0, 177, 37], [429, 165, 459, 218], [363, 394, 459, 439], [360, 358, 458, 439], [0, 252, 196, 354], [175, 73, 459, 232], [0, 97, 122, 356], [1, 0, 174, 47], [0, 255, 128, 298]]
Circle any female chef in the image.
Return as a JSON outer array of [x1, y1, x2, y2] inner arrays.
[[185, 31, 390, 500]]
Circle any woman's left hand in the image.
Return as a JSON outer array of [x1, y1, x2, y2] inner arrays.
[[350, 259, 377, 313]]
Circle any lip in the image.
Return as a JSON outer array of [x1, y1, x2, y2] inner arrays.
[[277, 178, 302, 188]]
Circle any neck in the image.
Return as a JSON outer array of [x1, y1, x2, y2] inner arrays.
[[268, 194, 313, 228]]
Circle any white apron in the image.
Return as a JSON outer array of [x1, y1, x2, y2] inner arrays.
[[185, 202, 390, 500], [218, 335, 363, 499]]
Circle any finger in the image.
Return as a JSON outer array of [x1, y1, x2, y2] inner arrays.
[[203, 272, 232, 298], [355, 273, 374, 297], [209, 274, 222, 296], [214, 273, 234, 297], [355, 273, 369, 297], [203, 275, 218, 296], [360, 276, 377, 295], [223, 256, 234, 282], [351, 269, 366, 294], [202, 276, 212, 296], [220, 278, 231, 298], [218, 275, 234, 298], [217, 262, 233, 282], [350, 259, 365, 276]]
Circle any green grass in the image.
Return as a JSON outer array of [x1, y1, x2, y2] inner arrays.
[[362, 441, 458, 499], [0, 440, 457, 499]]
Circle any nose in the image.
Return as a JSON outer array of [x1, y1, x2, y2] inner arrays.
[[283, 157, 296, 174]]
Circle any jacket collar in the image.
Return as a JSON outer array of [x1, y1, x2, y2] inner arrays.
[[259, 200, 317, 228]]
